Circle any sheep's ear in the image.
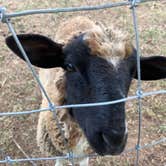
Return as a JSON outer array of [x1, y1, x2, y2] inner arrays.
[[6, 34, 64, 68], [134, 56, 166, 80]]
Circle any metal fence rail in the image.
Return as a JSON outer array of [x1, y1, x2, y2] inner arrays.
[[0, 137, 165, 164], [0, 90, 166, 117], [0, 0, 156, 22], [0, 0, 165, 165]]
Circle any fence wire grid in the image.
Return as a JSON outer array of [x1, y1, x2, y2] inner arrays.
[[0, 0, 166, 165]]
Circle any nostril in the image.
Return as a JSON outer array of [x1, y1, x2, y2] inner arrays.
[[85, 128, 127, 155], [111, 129, 119, 135], [102, 133, 111, 146], [85, 131, 107, 155], [111, 129, 126, 145]]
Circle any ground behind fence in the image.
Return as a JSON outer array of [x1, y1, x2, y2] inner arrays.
[[0, 0, 165, 165]]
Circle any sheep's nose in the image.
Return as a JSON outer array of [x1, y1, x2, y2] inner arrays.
[[102, 129, 128, 155], [103, 129, 127, 146], [85, 128, 127, 155]]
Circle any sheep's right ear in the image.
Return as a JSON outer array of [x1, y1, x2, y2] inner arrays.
[[6, 34, 64, 68]]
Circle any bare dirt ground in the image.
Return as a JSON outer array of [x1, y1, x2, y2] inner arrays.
[[0, 0, 166, 165]]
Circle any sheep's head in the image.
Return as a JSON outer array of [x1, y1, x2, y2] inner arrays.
[[6, 22, 166, 155]]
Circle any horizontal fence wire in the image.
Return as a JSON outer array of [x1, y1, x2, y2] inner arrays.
[[0, 90, 165, 117], [0, 0, 156, 22], [0, 0, 165, 165], [0, 137, 165, 164]]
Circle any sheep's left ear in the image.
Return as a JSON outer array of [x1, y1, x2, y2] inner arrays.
[[5, 34, 64, 68], [134, 56, 166, 80]]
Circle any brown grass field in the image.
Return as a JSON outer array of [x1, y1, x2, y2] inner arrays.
[[0, 0, 165, 165]]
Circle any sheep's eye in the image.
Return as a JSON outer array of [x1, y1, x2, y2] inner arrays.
[[65, 63, 76, 72]]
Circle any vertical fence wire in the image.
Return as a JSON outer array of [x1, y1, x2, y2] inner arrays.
[[5, 19, 53, 107], [4, 16, 75, 166], [130, 1, 142, 165], [0, 0, 165, 165], [5, 18, 75, 165], [52, 111, 75, 165]]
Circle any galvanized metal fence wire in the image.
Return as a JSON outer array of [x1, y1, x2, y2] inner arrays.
[[0, 0, 166, 165]]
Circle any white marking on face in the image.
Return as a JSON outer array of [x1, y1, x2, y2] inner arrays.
[[108, 57, 120, 68]]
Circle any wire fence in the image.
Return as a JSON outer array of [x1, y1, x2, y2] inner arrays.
[[0, 0, 165, 165]]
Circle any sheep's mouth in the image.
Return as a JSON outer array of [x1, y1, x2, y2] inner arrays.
[[101, 132, 127, 155], [85, 130, 128, 156]]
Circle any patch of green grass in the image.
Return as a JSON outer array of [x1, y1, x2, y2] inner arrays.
[[0, 55, 5, 63], [156, 80, 166, 87], [142, 28, 163, 43], [159, 125, 166, 133]]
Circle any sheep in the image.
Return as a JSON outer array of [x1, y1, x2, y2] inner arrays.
[[5, 16, 166, 166]]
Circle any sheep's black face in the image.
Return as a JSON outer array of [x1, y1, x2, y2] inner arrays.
[[6, 33, 166, 156], [63, 35, 136, 155]]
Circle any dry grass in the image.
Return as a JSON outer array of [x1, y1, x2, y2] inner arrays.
[[0, 0, 165, 165]]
